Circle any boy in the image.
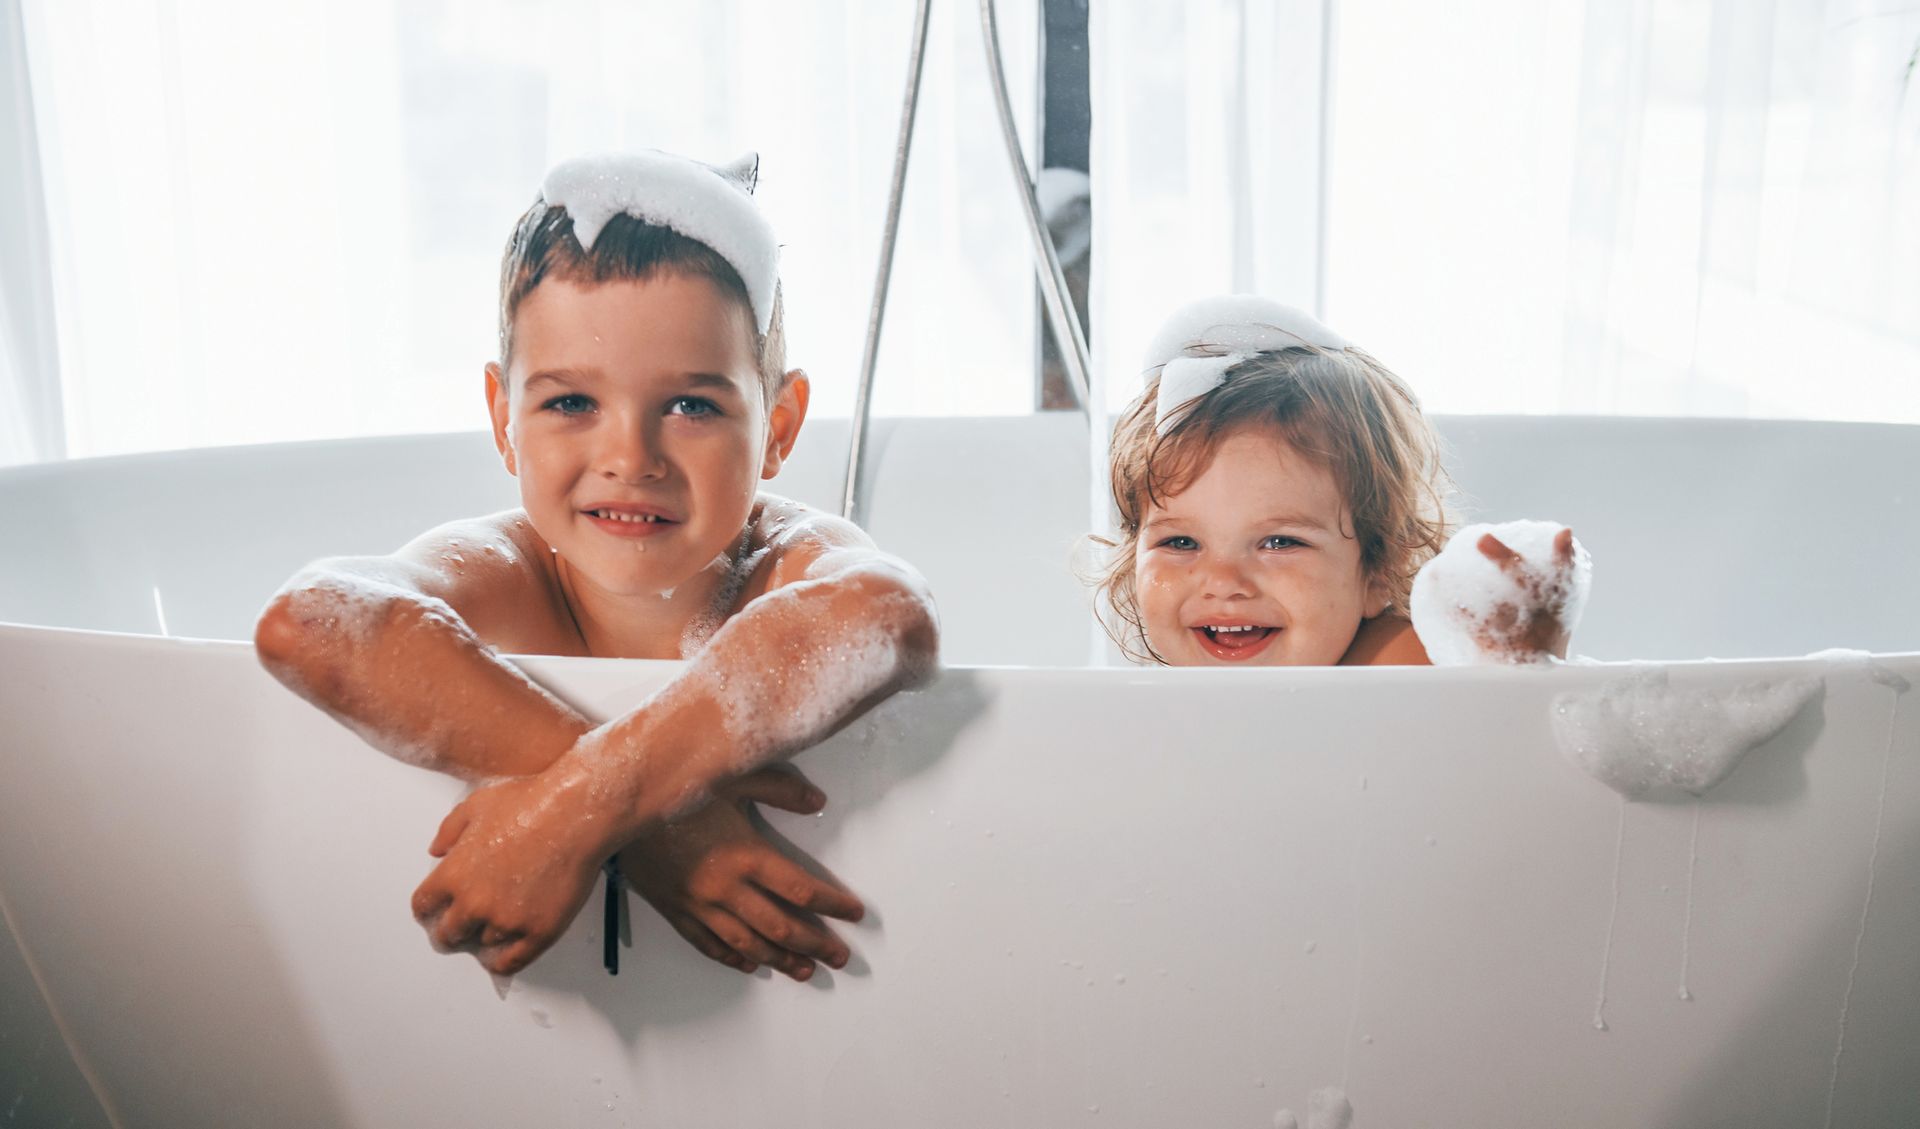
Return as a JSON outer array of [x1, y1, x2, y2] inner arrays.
[[254, 151, 939, 979]]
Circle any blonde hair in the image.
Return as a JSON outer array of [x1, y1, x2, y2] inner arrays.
[[1093, 346, 1453, 664]]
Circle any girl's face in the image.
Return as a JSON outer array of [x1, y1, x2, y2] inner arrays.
[[486, 274, 801, 600], [1133, 426, 1388, 665]]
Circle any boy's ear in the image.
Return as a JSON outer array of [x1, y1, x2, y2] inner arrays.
[[485, 362, 519, 476], [760, 369, 810, 481]]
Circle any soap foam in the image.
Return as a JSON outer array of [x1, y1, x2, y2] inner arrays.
[[1551, 668, 1822, 798], [1306, 1086, 1353, 1129], [540, 151, 778, 333], [1410, 519, 1591, 665]]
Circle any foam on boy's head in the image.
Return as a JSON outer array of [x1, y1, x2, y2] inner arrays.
[[539, 151, 779, 334]]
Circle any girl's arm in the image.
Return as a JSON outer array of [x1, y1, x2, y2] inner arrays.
[[412, 510, 940, 974]]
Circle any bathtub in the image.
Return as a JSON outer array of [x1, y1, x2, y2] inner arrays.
[[1, 414, 1915, 1128]]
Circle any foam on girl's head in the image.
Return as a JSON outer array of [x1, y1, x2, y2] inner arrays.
[[539, 151, 779, 334], [1142, 295, 1351, 434]]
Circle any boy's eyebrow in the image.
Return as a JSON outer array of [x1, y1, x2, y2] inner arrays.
[[522, 369, 747, 396], [681, 371, 748, 395], [523, 368, 597, 391]]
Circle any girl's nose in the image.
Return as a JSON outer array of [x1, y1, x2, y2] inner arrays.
[[1197, 553, 1256, 599], [596, 417, 667, 483]]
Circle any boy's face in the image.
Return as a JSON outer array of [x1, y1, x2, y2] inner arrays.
[[486, 274, 803, 599], [1134, 427, 1388, 665]]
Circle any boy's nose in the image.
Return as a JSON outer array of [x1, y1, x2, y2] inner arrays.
[[595, 421, 667, 483]]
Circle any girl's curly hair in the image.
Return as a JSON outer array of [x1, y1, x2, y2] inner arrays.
[[1092, 346, 1453, 663]]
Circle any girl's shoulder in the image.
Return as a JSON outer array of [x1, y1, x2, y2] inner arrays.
[[1340, 613, 1431, 667]]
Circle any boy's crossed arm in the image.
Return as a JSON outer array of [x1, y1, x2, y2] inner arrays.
[[256, 508, 939, 977]]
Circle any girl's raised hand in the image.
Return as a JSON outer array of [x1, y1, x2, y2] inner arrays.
[[1410, 520, 1592, 666], [1470, 527, 1580, 662]]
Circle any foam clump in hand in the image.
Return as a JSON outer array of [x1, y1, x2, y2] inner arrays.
[[1551, 667, 1822, 798], [1410, 519, 1591, 665]]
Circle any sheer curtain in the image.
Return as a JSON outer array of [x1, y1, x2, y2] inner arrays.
[[17, 0, 1038, 459], [1092, 0, 1920, 422], [0, 0, 61, 465]]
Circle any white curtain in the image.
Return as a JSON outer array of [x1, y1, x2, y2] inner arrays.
[[16, 0, 1038, 459], [0, 0, 62, 465], [1093, 0, 1920, 422]]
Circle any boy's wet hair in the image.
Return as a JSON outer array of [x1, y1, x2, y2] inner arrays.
[[1094, 347, 1454, 664], [496, 202, 787, 402]]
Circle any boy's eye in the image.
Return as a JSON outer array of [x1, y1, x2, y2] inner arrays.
[[666, 396, 723, 418], [541, 393, 595, 415], [1261, 535, 1307, 550], [1157, 535, 1198, 551]]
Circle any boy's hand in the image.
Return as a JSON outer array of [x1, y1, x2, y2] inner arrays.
[[1471, 527, 1579, 661], [411, 771, 609, 975], [620, 768, 864, 983]]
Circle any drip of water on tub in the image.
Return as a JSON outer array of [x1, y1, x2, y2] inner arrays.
[[1592, 798, 1627, 1032], [1677, 802, 1700, 1001], [1821, 657, 1910, 1129]]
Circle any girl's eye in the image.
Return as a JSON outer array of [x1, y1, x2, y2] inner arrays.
[[541, 393, 595, 415], [1261, 535, 1307, 550], [666, 396, 723, 418], [1157, 535, 1198, 551]]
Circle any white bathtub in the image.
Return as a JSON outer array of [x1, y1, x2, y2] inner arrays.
[[1, 415, 1915, 1128]]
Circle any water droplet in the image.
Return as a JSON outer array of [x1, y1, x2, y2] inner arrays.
[[1425, 834, 1437, 846], [1677, 987, 1693, 1002], [1593, 1017, 1609, 1032], [1113, 973, 1126, 984], [1303, 940, 1318, 954], [1361, 1033, 1374, 1044]]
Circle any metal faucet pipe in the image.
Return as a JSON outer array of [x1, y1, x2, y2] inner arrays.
[[978, 0, 1094, 412], [841, 0, 934, 525]]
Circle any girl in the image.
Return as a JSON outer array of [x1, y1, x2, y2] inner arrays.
[[1093, 296, 1576, 667]]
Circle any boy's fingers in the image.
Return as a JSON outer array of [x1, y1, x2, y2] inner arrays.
[[428, 806, 472, 858], [664, 912, 751, 972], [411, 878, 451, 924], [734, 888, 849, 970], [478, 924, 520, 950], [485, 934, 549, 977], [754, 855, 865, 923], [430, 908, 482, 953], [725, 765, 826, 815], [700, 907, 811, 981], [1476, 533, 1521, 572]]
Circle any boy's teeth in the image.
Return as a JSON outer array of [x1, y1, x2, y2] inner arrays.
[[594, 510, 660, 523]]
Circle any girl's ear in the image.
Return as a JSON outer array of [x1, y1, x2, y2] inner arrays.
[[485, 363, 518, 476], [760, 369, 810, 480], [1362, 568, 1392, 620]]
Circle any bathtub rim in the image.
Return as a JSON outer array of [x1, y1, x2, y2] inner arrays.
[[2, 620, 1914, 681]]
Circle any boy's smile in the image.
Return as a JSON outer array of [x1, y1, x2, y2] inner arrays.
[[486, 274, 802, 642], [1134, 427, 1388, 666]]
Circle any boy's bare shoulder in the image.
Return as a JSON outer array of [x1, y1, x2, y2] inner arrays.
[[747, 494, 901, 587], [390, 510, 579, 654]]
